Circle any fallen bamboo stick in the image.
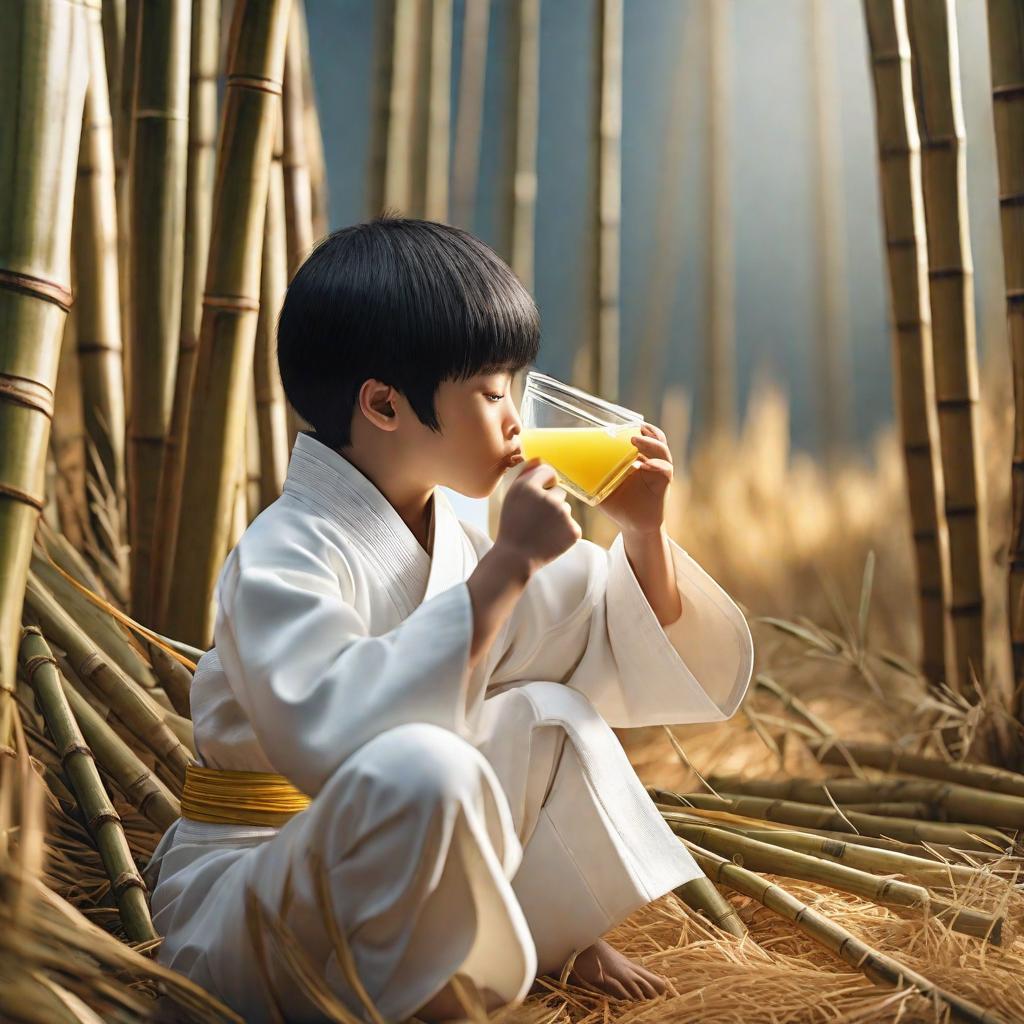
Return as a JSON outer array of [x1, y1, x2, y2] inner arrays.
[[685, 840, 1009, 1024], [672, 875, 748, 938], [19, 627, 157, 942]]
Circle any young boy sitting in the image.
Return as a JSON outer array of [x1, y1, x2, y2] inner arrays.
[[146, 217, 754, 1023]]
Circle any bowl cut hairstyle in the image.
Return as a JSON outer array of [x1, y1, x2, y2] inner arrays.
[[277, 215, 541, 449]]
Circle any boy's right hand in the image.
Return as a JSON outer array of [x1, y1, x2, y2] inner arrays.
[[494, 458, 582, 575]]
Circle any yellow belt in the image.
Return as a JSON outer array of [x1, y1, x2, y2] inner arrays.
[[181, 763, 311, 827]]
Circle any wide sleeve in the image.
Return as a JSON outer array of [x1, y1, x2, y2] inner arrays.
[[213, 544, 477, 797], [486, 532, 753, 728]]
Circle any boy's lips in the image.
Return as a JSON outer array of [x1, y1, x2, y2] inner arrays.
[[504, 449, 524, 467]]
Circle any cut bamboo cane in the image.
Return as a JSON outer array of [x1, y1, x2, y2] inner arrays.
[[254, 111, 291, 511], [58, 672, 180, 832], [708, 773, 1024, 830], [985, 0, 1024, 717], [665, 818, 1002, 943], [687, 841, 1009, 1024], [19, 627, 156, 941], [126, 0, 191, 624], [74, 4, 128, 580], [36, 516, 108, 599], [23, 569, 194, 784], [146, 639, 192, 720], [424, 0, 453, 223], [162, 0, 294, 648], [150, 0, 221, 630], [100, 0, 126, 166], [676, 791, 1012, 851], [382, 0, 418, 215], [0, 0, 91, 748], [862, 0, 953, 687], [672, 876, 747, 938], [809, 738, 1024, 796], [450, 0, 490, 230], [283, 0, 314, 277], [904, 0, 989, 700], [114, 0, 140, 367]]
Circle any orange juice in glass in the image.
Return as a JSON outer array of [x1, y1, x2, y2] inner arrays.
[[517, 371, 645, 505]]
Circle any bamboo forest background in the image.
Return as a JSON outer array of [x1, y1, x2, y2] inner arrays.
[[10, 0, 1024, 1021]]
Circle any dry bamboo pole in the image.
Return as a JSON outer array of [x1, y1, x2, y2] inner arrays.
[[985, 1, 1024, 722], [905, 0, 989, 700], [383, 0, 419, 215], [283, 0, 314, 276], [703, 0, 735, 447], [255, 113, 291, 511], [100, 0, 126, 158], [424, 0, 454, 223], [0, 0, 91, 749], [75, 3, 128, 580], [150, 0, 221, 631], [114, 0, 140, 371], [708, 773, 1024, 830], [666, 817, 1002, 943], [245, 370, 262, 522], [163, 0, 293, 649], [808, 0, 850, 469], [146, 639, 192, 720], [23, 570, 194, 784], [688, 842, 1009, 1024], [297, 0, 328, 241], [862, 0, 953, 688], [366, 0, 397, 219], [672, 876, 747, 938], [409, 0, 433, 219], [126, 0, 191, 624], [809, 739, 1024, 796], [19, 627, 156, 942], [629, 6, 698, 417], [450, 0, 490, 230], [671, 791, 1012, 851], [36, 517, 108, 598]]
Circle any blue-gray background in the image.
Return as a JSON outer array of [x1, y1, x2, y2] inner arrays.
[[305, 0, 1006, 468]]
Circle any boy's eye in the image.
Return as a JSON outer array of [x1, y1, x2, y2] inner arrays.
[[486, 393, 505, 402]]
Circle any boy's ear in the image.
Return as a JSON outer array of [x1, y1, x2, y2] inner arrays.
[[359, 379, 400, 430]]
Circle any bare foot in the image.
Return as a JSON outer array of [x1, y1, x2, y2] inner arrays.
[[541, 938, 669, 1002]]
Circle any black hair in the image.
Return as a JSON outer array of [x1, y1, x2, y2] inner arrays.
[[276, 214, 540, 449]]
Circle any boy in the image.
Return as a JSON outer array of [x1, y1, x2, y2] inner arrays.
[[146, 217, 754, 1023]]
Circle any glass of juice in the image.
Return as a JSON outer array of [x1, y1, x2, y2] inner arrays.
[[518, 370, 645, 505]]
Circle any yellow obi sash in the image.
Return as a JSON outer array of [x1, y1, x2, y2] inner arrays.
[[181, 764, 311, 827]]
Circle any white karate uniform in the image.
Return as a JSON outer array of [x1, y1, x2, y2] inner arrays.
[[146, 431, 753, 1023]]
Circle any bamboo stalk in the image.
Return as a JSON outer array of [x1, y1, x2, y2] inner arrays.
[[57, 671, 180, 831], [297, 0, 328, 240], [808, 738, 1024, 796], [163, 0, 294, 648], [708, 773, 1024, 830], [255, 112, 291, 511], [126, 0, 191, 623], [366, 0, 397, 219], [424, 0, 454, 223], [0, 0, 91, 748], [905, 0, 989, 700], [666, 818, 1002, 943], [74, 5, 128, 581], [151, 0, 221, 631], [862, 0, 953, 687], [672, 876, 747, 938], [283, 0, 314, 277], [450, 0, 490, 229], [687, 841, 1009, 1024], [409, 0, 433, 219], [23, 570, 194, 785], [146, 639, 192, 720], [985, 0, 1024, 718], [383, 0, 418, 216], [100, 0, 126, 165], [19, 627, 156, 941]]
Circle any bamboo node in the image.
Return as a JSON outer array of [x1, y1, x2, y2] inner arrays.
[[59, 742, 94, 764], [89, 808, 122, 831], [0, 372, 55, 419], [0, 267, 73, 310], [226, 73, 283, 96], [0, 482, 44, 512], [21, 653, 57, 687], [112, 870, 147, 898]]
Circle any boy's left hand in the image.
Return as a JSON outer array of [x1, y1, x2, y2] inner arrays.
[[599, 422, 673, 535]]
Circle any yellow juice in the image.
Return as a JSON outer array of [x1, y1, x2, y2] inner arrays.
[[519, 425, 638, 499]]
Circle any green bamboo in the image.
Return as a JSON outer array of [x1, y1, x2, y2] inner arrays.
[[709, 773, 1024, 830], [19, 627, 156, 941], [59, 671, 180, 831], [687, 841, 1008, 1024], [862, 0, 953, 687], [163, 0, 293, 648], [666, 818, 1001, 943], [809, 738, 1024, 796], [126, 0, 191, 624], [151, 0, 221, 631], [254, 112, 291, 511], [985, 0, 1024, 719], [672, 876, 747, 938], [146, 638, 192, 719], [0, 0, 92, 748], [74, 4, 128, 581], [23, 569, 194, 785], [450, 0, 489, 229], [905, 0, 989, 699], [672, 791, 1011, 852]]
